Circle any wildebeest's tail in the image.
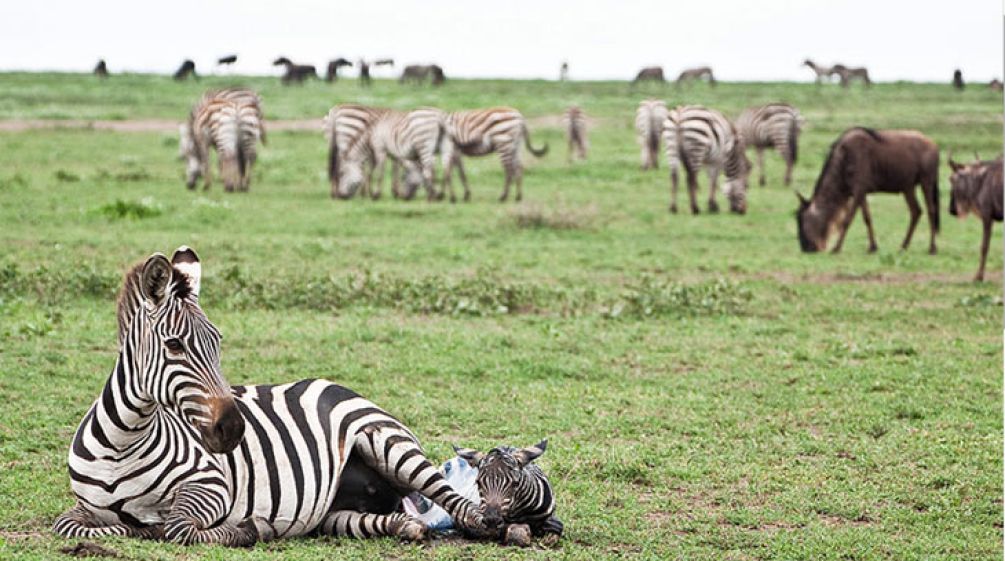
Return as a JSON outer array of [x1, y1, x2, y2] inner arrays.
[[522, 124, 549, 157]]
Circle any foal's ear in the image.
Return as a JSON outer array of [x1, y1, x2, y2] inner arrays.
[[514, 439, 548, 467], [171, 246, 201, 297], [140, 253, 173, 308], [453, 444, 485, 466]]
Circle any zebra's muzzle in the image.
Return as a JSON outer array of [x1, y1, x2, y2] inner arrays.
[[202, 398, 245, 454]]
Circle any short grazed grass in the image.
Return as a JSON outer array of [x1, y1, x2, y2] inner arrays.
[[0, 74, 1000, 560]]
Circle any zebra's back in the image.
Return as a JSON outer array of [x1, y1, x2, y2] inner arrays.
[[663, 105, 738, 173], [735, 103, 801, 153]]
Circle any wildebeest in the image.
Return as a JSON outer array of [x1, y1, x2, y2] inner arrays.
[[796, 128, 939, 254], [830, 64, 871, 88], [273, 57, 317, 84], [173, 60, 197, 81], [949, 156, 1003, 281], [952, 69, 965, 90], [399, 64, 445, 86], [990, 79, 1003, 93], [325, 58, 352, 82], [632, 66, 665, 84], [217, 54, 237, 66], [93, 59, 108, 78], [677, 66, 716, 86], [359, 58, 394, 86]]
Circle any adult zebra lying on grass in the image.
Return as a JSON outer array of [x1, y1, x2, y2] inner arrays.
[[796, 128, 939, 254], [454, 440, 563, 546], [663, 105, 751, 214], [949, 155, 1003, 281], [180, 88, 265, 192], [635, 99, 668, 170], [441, 107, 548, 203], [735, 103, 803, 187], [53, 248, 486, 546]]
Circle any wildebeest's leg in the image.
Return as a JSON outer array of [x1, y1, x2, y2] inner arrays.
[[756, 146, 766, 187], [53, 503, 163, 540], [707, 167, 720, 213], [162, 484, 270, 546], [859, 197, 879, 253], [319, 511, 425, 541], [349, 423, 484, 532], [976, 218, 993, 281], [830, 199, 861, 254], [920, 175, 939, 255], [900, 188, 923, 251], [669, 165, 680, 213]]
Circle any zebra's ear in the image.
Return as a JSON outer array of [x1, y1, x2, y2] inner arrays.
[[171, 246, 201, 297], [140, 253, 173, 309], [514, 439, 548, 466], [453, 444, 484, 466]]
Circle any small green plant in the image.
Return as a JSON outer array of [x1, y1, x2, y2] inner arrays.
[[96, 197, 163, 220]]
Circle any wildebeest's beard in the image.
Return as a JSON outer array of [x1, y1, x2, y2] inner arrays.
[[795, 198, 827, 252], [948, 165, 984, 218]]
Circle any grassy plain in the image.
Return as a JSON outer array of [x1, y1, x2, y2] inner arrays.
[[0, 73, 1001, 560]]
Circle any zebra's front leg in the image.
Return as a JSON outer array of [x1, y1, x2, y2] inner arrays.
[[455, 157, 472, 202], [352, 424, 484, 533], [319, 511, 426, 541], [53, 503, 163, 540], [707, 168, 720, 213], [162, 484, 271, 547], [756, 146, 765, 187]]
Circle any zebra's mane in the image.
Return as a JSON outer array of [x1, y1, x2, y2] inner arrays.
[[116, 261, 193, 344]]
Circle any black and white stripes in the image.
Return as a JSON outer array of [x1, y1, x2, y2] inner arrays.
[[180, 88, 265, 192], [735, 103, 803, 187], [635, 99, 668, 170]]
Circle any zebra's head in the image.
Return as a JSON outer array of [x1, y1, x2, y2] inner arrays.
[[454, 440, 551, 531], [128, 247, 245, 454], [334, 158, 366, 199], [178, 123, 201, 189], [724, 141, 751, 214]]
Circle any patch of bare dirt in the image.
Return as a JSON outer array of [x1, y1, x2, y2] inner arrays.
[[0, 119, 322, 133], [60, 541, 120, 558]]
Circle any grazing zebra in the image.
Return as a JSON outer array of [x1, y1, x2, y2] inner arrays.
[[179, 88, 265, 192], [830, 64, 871, 87], [337, 108, 448, 201], [734, 103, 803, 187], [454, 440, 563, 546], [324, 103, 396, 199], [663, 105, 751, 214], [632, 66, 665, 84], [93, 59, 108, 78], [273, 57, 317, 84], [635, 99, 669, 170], [676, 66, 716, 86], [53, 248, 486, 546], [325, 58, 352, 82], [802, 59, 834, 84], [441, 107, 549, 203], [563, 106, 588, 162], [399, 65, 445, 86], [173, 60, 197, 81]]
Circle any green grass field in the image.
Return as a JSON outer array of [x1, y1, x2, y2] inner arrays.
[[0, 73, 1001, 560]]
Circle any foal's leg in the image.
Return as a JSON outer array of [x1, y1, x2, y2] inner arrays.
[[53, 503, 162, 540], [901, 188, 923, 251], [859, 197, 879, 253], [319, 511, 425, 541]]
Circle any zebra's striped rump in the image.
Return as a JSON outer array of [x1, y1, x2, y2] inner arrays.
[[735, 103, 803, 187], [635, 99, 668, 170], [180, 88, 264, 192], [454, 439, 563, 544], [54, 248, 485, 546]]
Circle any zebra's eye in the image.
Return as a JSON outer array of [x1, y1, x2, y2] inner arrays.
[[165, 338, 185, 353]]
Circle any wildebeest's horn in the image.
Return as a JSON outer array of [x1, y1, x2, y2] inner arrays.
[[794, 191, 809, 205]]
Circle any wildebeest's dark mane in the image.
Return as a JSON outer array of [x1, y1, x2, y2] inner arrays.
[[811, 127, 883, 197]]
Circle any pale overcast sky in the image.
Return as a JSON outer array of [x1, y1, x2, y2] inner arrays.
[[1, 1, 1000, 81]]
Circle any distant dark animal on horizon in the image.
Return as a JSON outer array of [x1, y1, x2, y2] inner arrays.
[[325, 58, 352, 82], [735, 103, 803, 187], [676, 66, 716, 86], [830, 64, 871, 87], [173, 60, 197, 81], [273, 57, 317, 84], [803, 59, 835, 84], [560, 61, 569, 81], [796, 128, 939, 254], [359, 58, 394, 86], [217, 55, 237, 66], [952, 69, 965, 90], [399, 64, 445, 86], [990, 79, 1003, 93], [564, 106, 588, 162], [632, 66, 665, 84], [663, 105, 751, 214], [949, 155, 1003, 281], [93, 59, 108, 78], [635, 99, 668, 170]]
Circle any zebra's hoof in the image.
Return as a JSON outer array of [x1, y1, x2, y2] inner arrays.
[[540, 532, 561, 548], [669, 204, 678, 214], [707, 202, 719, 213], [503, 524, 532, 547], [395, 519, 427, 542], [690, 206, 700, 215]]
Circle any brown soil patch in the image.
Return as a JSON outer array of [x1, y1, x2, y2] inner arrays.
[[0, 119, 322, 133]]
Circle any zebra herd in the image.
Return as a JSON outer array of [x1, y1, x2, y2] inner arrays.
[[54, 247, 564, 547], [635, 100, 803, 214]]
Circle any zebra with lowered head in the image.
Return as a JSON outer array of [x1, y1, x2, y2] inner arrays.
[[53, 247, 486, 546], [635, 99, 668, 170], [734, 103, 803, 187], [179, 88, 265, 192], [663, 105, 751, 214], [454, 440, 563, 546]]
